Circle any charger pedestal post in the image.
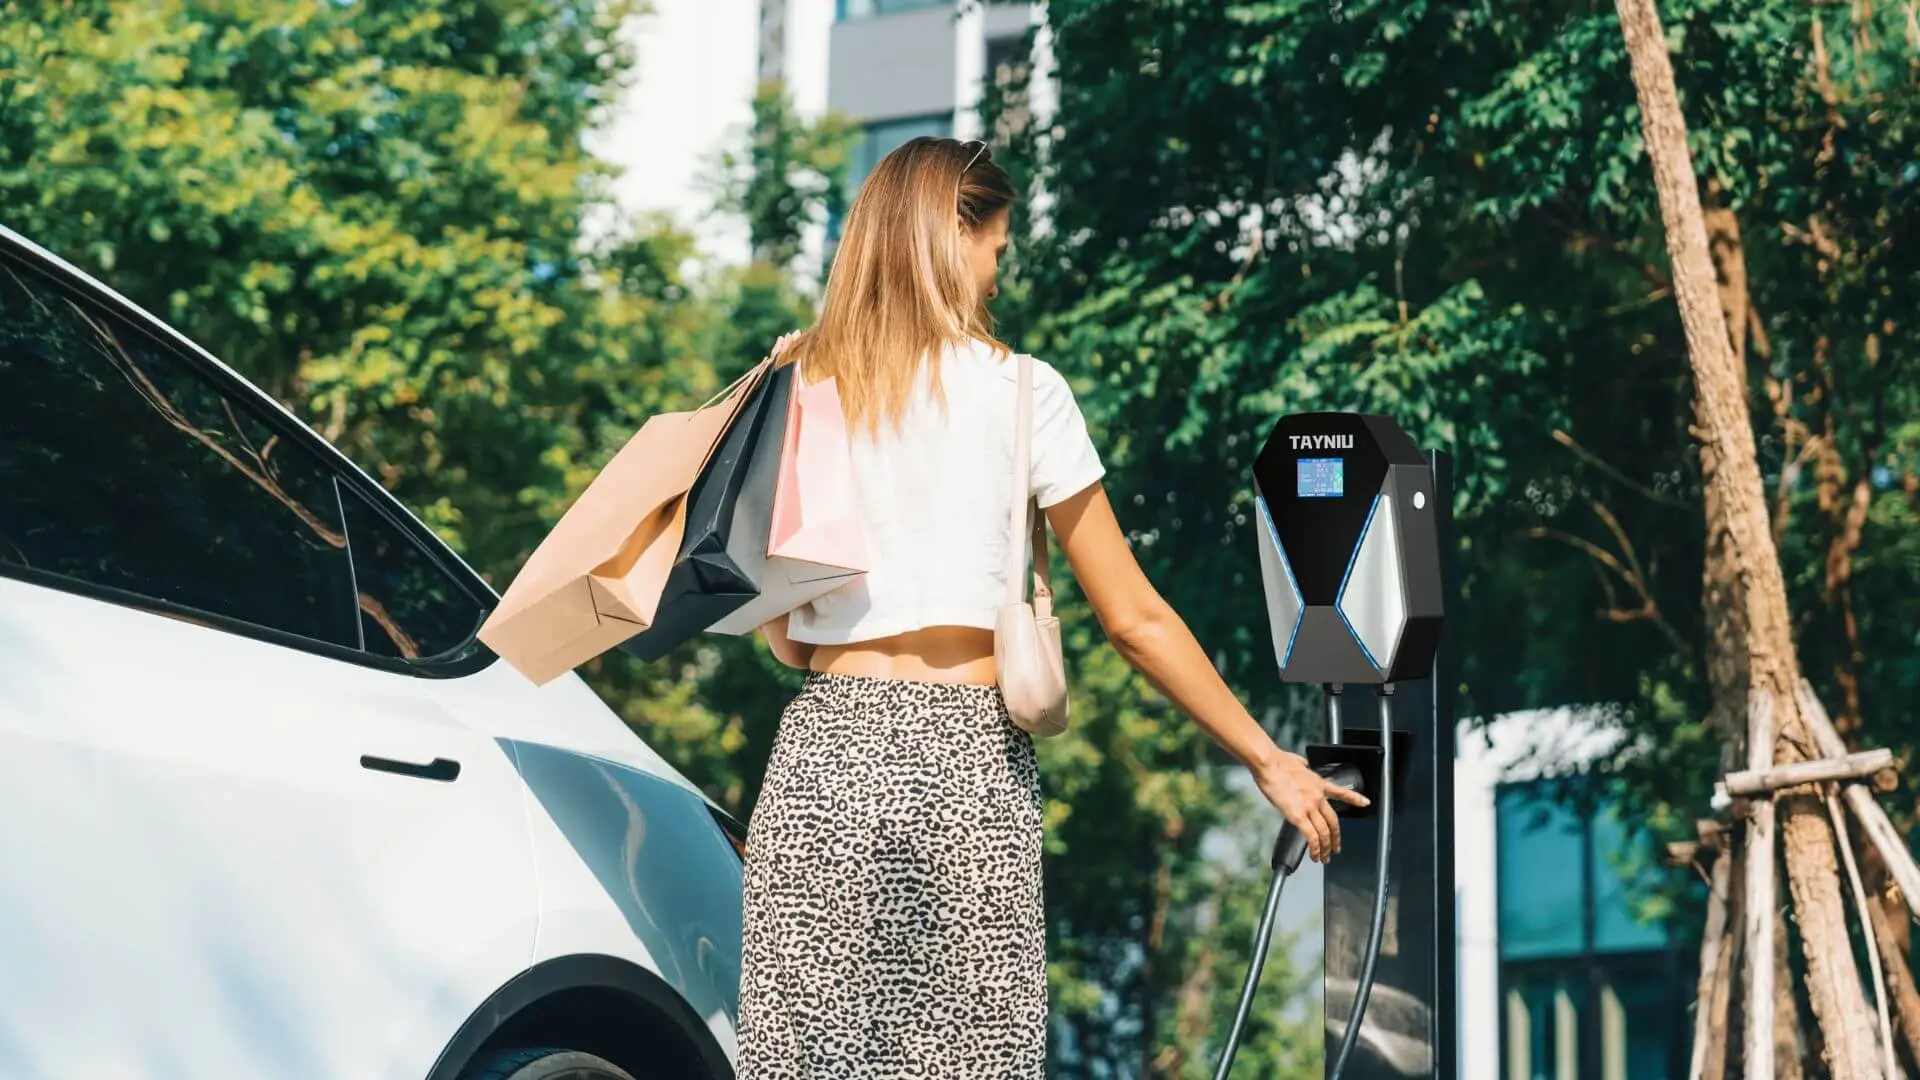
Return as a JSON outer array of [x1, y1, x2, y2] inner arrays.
[[1217, 413, 1456, 1080]]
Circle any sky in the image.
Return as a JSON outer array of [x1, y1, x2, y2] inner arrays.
[[588, 0, 762, 267]]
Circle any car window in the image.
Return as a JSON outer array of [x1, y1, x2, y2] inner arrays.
[[339, 484, 489, 662], [0, 252, 360, 648]]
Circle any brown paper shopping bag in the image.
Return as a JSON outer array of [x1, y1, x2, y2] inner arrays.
[[478, 365, 768, 685]]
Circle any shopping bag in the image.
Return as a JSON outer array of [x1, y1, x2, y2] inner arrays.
[[707, 371, 868, 635], [477, 363, 769, 685], [619, 359, 794, 661]]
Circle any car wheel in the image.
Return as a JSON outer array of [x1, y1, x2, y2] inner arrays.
[[461, 1047, 638, 1080]]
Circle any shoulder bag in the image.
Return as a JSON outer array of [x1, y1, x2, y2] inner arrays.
[[994, 351, 1071, 737]]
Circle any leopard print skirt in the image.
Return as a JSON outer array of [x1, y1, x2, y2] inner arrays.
[[737, 672, 1046, 1079]]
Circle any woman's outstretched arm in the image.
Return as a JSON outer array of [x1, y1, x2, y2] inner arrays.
[[1046, 481, 1367, 861]]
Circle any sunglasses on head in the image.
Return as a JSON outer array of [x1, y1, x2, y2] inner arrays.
[[960, 139, 988, 176]]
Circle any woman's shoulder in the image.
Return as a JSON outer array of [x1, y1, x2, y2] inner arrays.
[[958, 338, 1070, 391]]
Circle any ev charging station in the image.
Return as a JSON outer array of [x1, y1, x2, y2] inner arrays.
[[1214, 413, 1458, 1080]]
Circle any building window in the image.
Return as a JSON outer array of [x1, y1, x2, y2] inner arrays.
[[828, 112, 955, 241], [836, 0, 951, 21], [984, 34, 1028, 83], [1495, 778, 1694, 1080], [982, 33, 1032, 141]]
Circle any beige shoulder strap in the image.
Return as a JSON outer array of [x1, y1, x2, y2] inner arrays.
[[1003, 353, 1054, 615]]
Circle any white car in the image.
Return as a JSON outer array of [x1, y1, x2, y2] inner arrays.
[[0, 224, 746, 1080]]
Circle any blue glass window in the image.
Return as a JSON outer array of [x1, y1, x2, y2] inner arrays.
[[1495, 784, 1587, 960], [848, 114, 954, 200], [1495, 777, 1691, 1080], [1591, 800, 1670, 954], [1606, 969, 1678, 1080], [837, 0, 951, 20]]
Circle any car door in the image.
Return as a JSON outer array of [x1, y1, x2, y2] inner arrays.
[[0, 237, 538, 1079]]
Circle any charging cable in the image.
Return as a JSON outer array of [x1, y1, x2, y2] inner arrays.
[[1327, 685, 1395, 1080], [1212, 761, 1362, 1080]]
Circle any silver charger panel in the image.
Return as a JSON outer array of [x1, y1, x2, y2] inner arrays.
[[1251, 413, 1445, 685]]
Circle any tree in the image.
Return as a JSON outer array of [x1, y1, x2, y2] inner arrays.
[[710, 79, 854, 279], [981, 13, 1336, 1075], [1614, 0, 1880, 1073]]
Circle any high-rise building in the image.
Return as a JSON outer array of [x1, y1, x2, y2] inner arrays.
[[758, 0, 1046, 248]]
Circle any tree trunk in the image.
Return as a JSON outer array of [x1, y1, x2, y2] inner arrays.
[[1798, 680, 1920, 922], [1702, 177, 1753, 367], [1829, 787, 1899, 1080], [1780, 788, 1884, 1079], [1610, 2, 1885, 1076], [1154, 889, 1217, 1078]]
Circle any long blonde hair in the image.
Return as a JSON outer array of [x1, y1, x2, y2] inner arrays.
[[782, 137, 1018, 435]]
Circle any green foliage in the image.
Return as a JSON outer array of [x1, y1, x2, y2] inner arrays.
[[0, 0, 726, 582], [647, 80, 854, 814], [710, 80, 855, 276]]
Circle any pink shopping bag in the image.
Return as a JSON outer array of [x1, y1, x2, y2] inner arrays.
[[708, 370, 867, 634]]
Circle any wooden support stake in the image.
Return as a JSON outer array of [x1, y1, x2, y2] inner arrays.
[[1831, 785, 1900, 1080], [1692, 848, 1735, 1080], [1798, 679, 1920, 922], [1862, 865, 1920, 1072], [1699, 818, 1730, 850], [1726, 749, 1898, 797], [1775, 907, 1807, 1080], [1745, 688, 1778, 1080]]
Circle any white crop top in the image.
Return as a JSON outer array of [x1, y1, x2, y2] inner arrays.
[[786, 338, 1106, 645]]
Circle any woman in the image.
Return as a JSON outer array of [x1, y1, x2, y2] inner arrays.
[[740, 138, 1366, 1078]]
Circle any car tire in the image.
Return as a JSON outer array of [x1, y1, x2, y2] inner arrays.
[[461, 1047, 639, 1080]]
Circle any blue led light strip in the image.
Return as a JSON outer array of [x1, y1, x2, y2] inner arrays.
[[1256, 496, 1305, 667]]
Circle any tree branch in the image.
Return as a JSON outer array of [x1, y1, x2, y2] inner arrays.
[[1552, 428, 1688, 507], [1522, 524, 1689, 651]]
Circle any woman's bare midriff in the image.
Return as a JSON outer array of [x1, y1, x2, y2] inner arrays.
[[808, 625, 998, 686]]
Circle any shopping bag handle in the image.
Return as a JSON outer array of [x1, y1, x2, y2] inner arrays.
[[695, 332, 798, 412], [698, 358, 769, 412]]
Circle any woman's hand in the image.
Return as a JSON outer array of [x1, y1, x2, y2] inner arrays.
[[1252, 750, 1371, 863]]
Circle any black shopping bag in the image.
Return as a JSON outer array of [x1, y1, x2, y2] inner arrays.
[[620, 360, 795, 661]]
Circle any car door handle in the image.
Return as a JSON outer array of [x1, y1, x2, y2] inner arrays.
[[359, 754, 461, 783]]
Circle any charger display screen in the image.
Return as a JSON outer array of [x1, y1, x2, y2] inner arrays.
[[1297, 457, 1345, 498]]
